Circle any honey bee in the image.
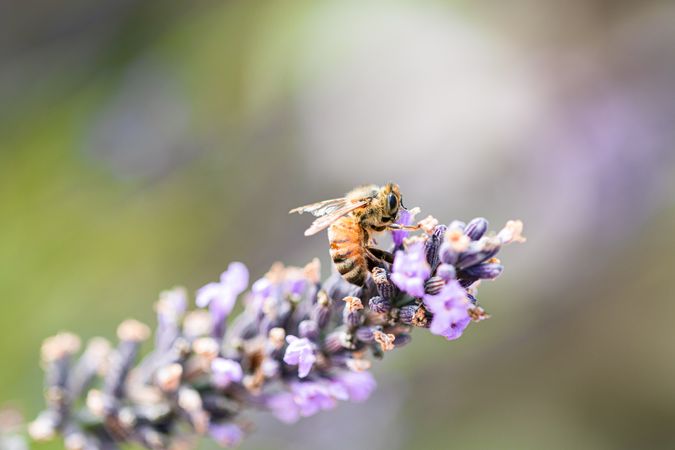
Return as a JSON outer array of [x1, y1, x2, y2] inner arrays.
[[290, 183, 419, 286]]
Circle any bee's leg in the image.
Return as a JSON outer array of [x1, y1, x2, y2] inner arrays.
[[366, 247, 394, 264], [365, 248, 385, 272], [366, 256, 386, 272], [387, 223, 421, 231]]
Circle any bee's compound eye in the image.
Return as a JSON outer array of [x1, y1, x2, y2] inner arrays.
[[387, 193, 398, 211]]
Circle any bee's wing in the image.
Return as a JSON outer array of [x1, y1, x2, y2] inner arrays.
[[302, 200, 369, 236], [289, 198, 348, 217]]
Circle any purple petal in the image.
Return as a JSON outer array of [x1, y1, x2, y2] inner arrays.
[[284, 277, 307, 297], [195, 282, 221, 308], [335, 371, 377, 402], [221, 262, 249, 295], [424, 281, 472, 340], [267, 392, 300, 424], [297, 356, 315, 378], [211, 358, 243, 388], [391, 209, 414, 247], [283, 336, 315, 377], [209, 423, 244, 447], [391, 242, 431, 297], [441, 316, 471, 340]]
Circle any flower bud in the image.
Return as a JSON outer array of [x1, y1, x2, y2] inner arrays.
[[343, 308, 363, 328], [298, 320, 319, 340], [439, 242, 458, 265], [436, 263, 456, 282], [156, 363, 183, 393], [463, 263, 503, 280], [465, 217, 488, 240], [324, 332, 346, 353], [312, 291, 332, 328], [117, 319, 151, 343], [368, 296, 391, 314], [355, 326, 374, 343], [399, 304, 419, 325], [394, 333, 412, 348], [424, 224, 446, 268], [28, 411, 58, 442], [342, 296, 363, 328], [372, 267, 396, 300], [456, 238, 500, 270], [424, 276, 444, 295], [268, 328, 286, 349], [192, 337, 219, 361], [459, 277, 478, 288], [41, 333, 81, 365], [182, 311, 213, 338]]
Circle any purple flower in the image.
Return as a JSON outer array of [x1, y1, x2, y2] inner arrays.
[[334, 371, 376, 402], [266, 392, 300, 424], [209, 423, 244, 447], [196, 262, 249, 335], [267, 377, 364, 424], [155, 287, 187, 350], [283, 336, 316, 378], [211, 358, 243, 389], [391, 242, 431, 297], [248, 277, 274, 313], [284, 277, 307, 298], [197, 262, 249, 310], [391, 208, 416, 247], [423, 280, 471, 340], [32, 207, 524, 449], [290, 382, 337, 417]]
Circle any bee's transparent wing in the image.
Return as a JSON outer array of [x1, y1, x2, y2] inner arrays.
[[298, 200, 369, 236], [289, 198, 348, 217]]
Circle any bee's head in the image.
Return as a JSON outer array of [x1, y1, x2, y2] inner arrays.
[[382, 182, 401, 218]]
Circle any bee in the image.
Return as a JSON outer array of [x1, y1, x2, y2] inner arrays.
[[290, 183, 419, 286]]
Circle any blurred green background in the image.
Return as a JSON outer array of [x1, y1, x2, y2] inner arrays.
[[2, 1, 675, 449]]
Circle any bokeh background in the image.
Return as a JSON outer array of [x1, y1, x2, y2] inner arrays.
[[2, 1, 675, 449]]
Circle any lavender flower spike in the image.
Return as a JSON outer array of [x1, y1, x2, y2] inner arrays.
[[29, 207, 523, 449], [283, 335, 316, 378]]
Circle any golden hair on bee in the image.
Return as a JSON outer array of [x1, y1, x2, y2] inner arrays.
[[289, 183, 418, 286]]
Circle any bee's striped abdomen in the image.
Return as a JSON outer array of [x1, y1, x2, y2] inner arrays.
[[328, 215, 368, 286]]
